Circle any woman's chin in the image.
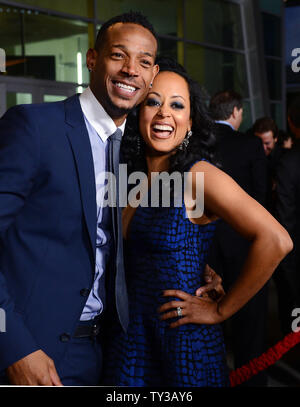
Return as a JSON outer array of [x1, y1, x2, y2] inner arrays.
[[147, 144, 178, 156]]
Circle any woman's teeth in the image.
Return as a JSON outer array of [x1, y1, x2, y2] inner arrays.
[[153, 125, 173, 132]]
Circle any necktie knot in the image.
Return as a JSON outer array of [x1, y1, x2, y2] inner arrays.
[[110, 128, 123, 143]]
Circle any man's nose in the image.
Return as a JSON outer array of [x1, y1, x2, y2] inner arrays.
[[121, 58, 139, 77]]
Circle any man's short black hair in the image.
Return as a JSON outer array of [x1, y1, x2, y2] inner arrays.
[[253, 117, 278, 138], [209, 90, 243, 121], [288, 96, 300, 129], [95, 11, 158, 51]]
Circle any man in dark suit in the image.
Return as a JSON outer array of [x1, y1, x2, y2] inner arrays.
[[253, 117, 284, 213], [274, 96, 300, 335], [207, 90, 269, 386], [0, 12, 159, 386]]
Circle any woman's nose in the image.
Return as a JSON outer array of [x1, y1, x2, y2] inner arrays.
[[157, 108, 171, 117]]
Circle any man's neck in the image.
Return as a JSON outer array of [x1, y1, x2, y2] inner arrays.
[[215, 120, 236, 131], [89, 86, 127, 128]]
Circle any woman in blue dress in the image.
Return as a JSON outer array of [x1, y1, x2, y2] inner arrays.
[[103, 58, 292, 387]]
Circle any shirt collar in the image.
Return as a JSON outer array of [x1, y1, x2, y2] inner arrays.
[[79, 86, 126, 142], [215, 120, 236, 131]]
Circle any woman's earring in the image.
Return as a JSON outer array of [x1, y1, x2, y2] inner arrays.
[[178, 130, 192, 151], [88, 67, 93, 73], [149, 83, 153, 88]]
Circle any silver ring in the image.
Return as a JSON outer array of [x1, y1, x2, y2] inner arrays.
[[176, 306, 183, 317]]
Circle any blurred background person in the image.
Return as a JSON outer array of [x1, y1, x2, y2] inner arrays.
[[253, 117, 283, 213], [207, 90, 269, 386], [277, 130, 293, 150], [274, 96, 300, 335], [253, 117, 280, 157]]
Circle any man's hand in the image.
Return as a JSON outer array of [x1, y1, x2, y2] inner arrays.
[[195, 264, 225, 302], [6, 350, 63, 386]]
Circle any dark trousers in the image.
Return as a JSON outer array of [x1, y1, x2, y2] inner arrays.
[[0, 321, 103, 386], [57, 320, 103, 386], [208, 224, 269, 386]]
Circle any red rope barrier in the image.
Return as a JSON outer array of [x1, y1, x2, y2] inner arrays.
[[229, 330, 300, 387]]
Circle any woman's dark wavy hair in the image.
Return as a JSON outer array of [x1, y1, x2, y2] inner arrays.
[[121, 56, 217, 175]]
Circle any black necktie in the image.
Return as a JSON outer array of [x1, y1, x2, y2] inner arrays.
[[108, 128, 129, 332]]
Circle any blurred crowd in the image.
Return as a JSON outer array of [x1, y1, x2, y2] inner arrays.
[[207, 90, 300, 386]]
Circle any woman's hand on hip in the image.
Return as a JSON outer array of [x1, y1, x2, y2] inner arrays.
[[158, 290, 224, 328]]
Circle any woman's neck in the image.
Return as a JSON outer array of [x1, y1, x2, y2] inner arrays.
[[146, 154, 170, 175]]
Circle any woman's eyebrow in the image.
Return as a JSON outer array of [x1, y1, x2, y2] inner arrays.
[[148, 91, 161, 97], [171, 95, 186, 101]]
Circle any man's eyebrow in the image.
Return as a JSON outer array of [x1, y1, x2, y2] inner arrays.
[[111, 44, 154, 58], [141, 51, 154, 58]]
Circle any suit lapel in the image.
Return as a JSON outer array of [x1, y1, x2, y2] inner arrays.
[[64, 94, 97, 258]]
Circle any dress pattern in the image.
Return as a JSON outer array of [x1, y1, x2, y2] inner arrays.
[[104, 166, 230, 387]]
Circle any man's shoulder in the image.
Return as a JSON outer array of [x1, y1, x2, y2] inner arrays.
[[280, 142, 300, 166], [3, 94, 78, 120], [1, 94, 80, 130], [215, 124, 259, 147]]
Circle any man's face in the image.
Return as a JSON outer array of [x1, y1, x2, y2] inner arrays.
[[87, 23, 159, 124], [255, 131, 276, 156]]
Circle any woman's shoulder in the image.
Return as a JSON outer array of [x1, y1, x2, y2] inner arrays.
[[188, 159, 219, 173]]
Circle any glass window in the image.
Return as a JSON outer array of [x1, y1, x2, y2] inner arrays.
[[262, 13, 281, 57], [24, 12, 89, 83], [239, 101, 252, 133], [285, 5, 300, 85], [259, 0, 282, 16], [16, 0, 91, 18], [97, 0, 183, 37], [44, 94, 67, 102], [6, 92, 32, 109], [270, 102, 283, 128], [0, 4, 24, 76], [186, 0, 243, 49], [185, 44, 248, 98], [0, 5, 90, 83], [266, 58, 282, 100], [157, 38, 182, 63]]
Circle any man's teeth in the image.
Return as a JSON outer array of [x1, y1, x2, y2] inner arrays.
[[153, 125, 173, 132], [115, 82, 136, 92]]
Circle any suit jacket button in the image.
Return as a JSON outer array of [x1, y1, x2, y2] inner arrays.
[[80, 288, 90, 297], [60, 333, 70, 343]]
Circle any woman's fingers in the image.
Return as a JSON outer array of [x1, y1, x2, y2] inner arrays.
[[195, 266, 225, 300], [168, 317, 190, 329], [159, 308, 186, 321], [162, 289, 192, 300], [158, 300, 185, 314]]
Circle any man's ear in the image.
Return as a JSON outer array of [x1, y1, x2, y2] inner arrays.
[[86, 48, 98, 71], [232, 106, 238, 119], [151, 64, 160, 86]]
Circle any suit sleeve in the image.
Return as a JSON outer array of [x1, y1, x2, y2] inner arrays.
[[0, 106, 40, 370], [250, 137, 268, 206], [275, 154, 297, 272]]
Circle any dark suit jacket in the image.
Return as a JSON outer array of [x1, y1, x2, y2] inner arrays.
[[208, 123, 268, 283], [275, 140, 300, 296], [0, 95, 122, 371], [214, 123, 267, 204]]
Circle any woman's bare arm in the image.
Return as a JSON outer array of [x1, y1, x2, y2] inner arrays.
[[159, 161, 293, 327]]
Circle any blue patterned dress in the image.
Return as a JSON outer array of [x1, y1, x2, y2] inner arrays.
[[103, 164, 230, 387]]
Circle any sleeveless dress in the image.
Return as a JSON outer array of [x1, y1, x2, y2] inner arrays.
[[103, 162, 230, 387]]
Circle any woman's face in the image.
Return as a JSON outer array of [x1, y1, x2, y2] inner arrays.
[[139, 71, 192, 154]]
